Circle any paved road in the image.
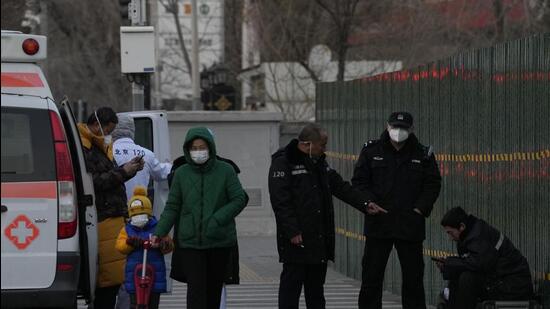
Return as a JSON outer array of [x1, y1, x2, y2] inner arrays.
[[79, 236, 405, 308], [157, 280, 404, 309]]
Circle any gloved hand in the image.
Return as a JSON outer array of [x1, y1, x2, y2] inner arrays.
[[126, 236, 143, 249], [159, 237, 174, 254]]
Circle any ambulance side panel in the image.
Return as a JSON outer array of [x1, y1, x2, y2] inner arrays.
[[1, 96, 58, 289]]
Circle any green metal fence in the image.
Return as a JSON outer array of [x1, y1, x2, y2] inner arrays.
[[317, 33, 550, 306]]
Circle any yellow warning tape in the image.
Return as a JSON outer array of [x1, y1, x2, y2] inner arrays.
[[334, 227, 550, 281], [326, 149, 550, 162]]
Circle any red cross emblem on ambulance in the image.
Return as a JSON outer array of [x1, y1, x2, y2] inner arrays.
[[4, 215, 40, 250]]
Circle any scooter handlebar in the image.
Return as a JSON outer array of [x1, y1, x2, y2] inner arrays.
[[142, 240, 152, 250]]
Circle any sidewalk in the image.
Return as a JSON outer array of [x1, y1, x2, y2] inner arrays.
[[78, 235, 406, 308], [158, 235, 404, 308], [238, 235, 362, 283], [231, 235, 404, 308]]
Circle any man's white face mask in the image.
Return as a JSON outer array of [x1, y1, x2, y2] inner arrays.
[[388, 127, 409, 143], [103, 135, 113, 146], [94, 111, 113, 147], [190, 150, 209, 165], [130, 214, 149, 228]]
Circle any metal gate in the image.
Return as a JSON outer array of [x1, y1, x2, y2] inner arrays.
[[317, 33, 550, 306]]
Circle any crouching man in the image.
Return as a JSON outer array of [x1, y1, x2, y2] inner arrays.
[[436, 207, 533, 309]]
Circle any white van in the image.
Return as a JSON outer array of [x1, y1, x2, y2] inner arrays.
[[1, 30, 98, 308]]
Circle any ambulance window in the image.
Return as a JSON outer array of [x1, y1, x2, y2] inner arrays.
[[134, 117, 153, 151], [1, 107, 56, 182]]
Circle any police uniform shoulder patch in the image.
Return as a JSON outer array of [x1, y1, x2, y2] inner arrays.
[[423, 145, 434, 159]]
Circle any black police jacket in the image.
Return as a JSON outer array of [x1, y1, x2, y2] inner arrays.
[[269, 139, 368, 264], [352, 131, 442, 241], [442, 215, 533, 299]]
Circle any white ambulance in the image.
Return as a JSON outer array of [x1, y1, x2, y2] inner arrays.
[[1, 31, 98, 308]]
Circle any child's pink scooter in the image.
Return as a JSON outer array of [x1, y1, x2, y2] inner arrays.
[[134, 239, 155, 309]]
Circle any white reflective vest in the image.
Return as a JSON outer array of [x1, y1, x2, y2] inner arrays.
[[113, 138, 172, 200]]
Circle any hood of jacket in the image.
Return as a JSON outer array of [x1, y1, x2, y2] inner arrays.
[[112, 114, 135, 141], [78, 123, 113, 160], [183, 127, 217, 170]]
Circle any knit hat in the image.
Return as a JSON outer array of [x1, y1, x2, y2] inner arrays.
[[112, 114, 135, 141], [128, 186, 153, 217]]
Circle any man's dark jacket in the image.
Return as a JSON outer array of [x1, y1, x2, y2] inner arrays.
[[84, 144, 132, 222], [442, 215, 533, 299], [352, 131, 441, 241], [269, 139, 367, 264]]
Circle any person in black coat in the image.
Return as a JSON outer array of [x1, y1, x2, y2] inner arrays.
[[435, 207, 533, 309], [268, 123, 369, 309], [352, 112, 442, 309]]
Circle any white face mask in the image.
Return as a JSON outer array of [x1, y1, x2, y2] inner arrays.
[[190, 150, 209, 165], [388, 127, 409, 143], [130, 214, 149, 228], [103, 135, 113, 146]]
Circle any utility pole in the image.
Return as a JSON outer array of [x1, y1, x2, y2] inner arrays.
[[130, 0, 147, 111], [191, 0, 200, 110]]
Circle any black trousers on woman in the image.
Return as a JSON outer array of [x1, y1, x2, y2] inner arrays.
[[180, 247, 231, 309]]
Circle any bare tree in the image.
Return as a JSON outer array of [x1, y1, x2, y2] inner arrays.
[[251, 0, 324, 82], [158, 0, 193, 81], [39, 0, 131, 111], [314, 0, 361, 81], [156, 1, 232, 106], [1, 0, 29, 32]]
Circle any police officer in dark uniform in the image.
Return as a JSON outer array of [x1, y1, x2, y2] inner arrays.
[[269, 123, 369, 309], [352, 112, 442, 309]]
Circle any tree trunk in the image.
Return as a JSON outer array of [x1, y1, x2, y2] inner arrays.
[[170, 2, 193, 80], [492, 0, 505, 40]]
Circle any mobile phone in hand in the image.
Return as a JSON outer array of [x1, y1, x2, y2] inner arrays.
[[132, 154, 145, 163]]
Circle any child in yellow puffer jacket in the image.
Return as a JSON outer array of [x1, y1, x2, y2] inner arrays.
[[115, 186, 173, 309]]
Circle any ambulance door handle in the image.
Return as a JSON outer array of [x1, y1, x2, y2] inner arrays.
[[1, 205, 7, 213]]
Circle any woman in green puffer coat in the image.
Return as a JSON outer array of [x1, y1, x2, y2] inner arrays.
[[153, 127, 247, 309]]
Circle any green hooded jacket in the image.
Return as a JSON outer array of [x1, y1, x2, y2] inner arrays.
[[154, 127, 247, 249]]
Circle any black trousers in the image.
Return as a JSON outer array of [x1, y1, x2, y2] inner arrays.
[[447, 271, 485, 309], [91, 285, 120, 309], [129, 292, 161, 309], [279, 263, 328, 309], [179, 247, 231, 309], [358, 238, 426, 309], [446, 271, 533, 309]]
